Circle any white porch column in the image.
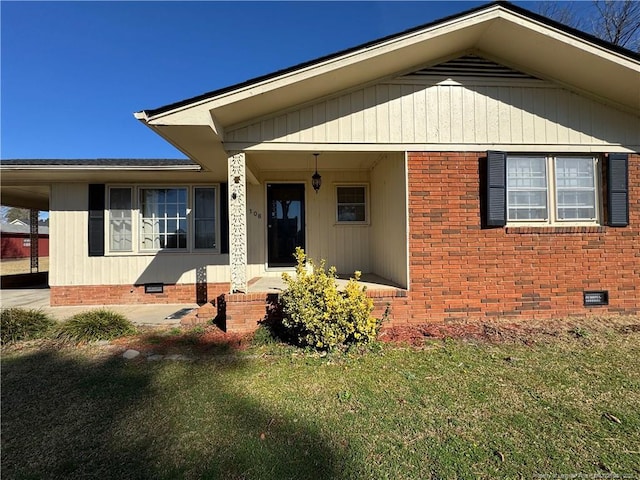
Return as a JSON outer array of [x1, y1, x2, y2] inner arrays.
[[228, 152, 248, 293]]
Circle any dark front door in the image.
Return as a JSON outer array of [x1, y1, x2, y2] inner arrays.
[[267, 183, 305, 267]]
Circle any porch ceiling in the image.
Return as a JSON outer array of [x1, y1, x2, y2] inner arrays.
[[247, 151, 383, 174], [1, 185, 50, 211]]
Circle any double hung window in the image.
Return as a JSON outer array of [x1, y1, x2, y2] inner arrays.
[[336, 185, 368, 223], [506, 156, 598, 224]]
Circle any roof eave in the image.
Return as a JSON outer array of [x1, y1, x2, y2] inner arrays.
[[138, 1, 640, 124], [0, 165, 201, 171]]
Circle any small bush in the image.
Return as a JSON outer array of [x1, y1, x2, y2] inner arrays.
[[279, 248, 379, 350], [57, 309, 137, 342], [252, 324, 278, 346], [0, 308, 56, 344]]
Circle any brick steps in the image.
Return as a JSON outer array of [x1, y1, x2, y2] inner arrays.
[[180, 302, 218, 327]]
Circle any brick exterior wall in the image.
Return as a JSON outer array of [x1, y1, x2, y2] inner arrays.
[[48, 151, 637, 330], [50, 283, 231, 306], [406, 152, 639, 322]]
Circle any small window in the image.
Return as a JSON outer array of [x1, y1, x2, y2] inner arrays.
[[194, 187, 217, 249], [336, 185, 367, 223], [109, 187, 132, 252], [139, 187, 187, 250]]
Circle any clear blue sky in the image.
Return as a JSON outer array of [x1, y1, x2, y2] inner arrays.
[[2, 1, 550, 160]]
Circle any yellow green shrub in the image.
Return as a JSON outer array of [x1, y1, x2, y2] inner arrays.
[[280, 248, 379, 350]]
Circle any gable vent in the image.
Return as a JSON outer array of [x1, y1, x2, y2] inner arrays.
[[406, 55, 538, 80]]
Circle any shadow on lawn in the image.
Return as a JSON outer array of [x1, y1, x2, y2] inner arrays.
[[1, 349, 354, 479]]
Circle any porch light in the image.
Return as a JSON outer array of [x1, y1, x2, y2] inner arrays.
[[312, 153, 322, 193]]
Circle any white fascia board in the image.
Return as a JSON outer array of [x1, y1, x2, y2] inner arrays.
[[0, 165, 202, 171], [225, 143, 640, 154]]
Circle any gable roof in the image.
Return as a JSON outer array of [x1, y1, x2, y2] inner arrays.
[[140, 1, 639, 120], [0, 222, 48, 235], [134, 1, 640, 165]]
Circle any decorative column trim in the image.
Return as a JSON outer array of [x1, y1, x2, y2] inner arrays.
[[30, 209, 39, 273], [228, 152, 248, 293]]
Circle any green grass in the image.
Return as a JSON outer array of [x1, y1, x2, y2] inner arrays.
[[2, 322, 639, 479]]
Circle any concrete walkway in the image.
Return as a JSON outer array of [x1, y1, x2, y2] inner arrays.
[[0, 288, 197, 326]]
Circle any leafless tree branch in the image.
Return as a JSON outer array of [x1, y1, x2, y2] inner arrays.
[[536, 0, 640, 51]]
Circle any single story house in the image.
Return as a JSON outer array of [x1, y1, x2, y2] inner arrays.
[[1, 2, 638, 331]]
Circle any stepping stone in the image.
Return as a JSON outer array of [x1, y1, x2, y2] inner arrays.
[[122, 349, 140, 359]]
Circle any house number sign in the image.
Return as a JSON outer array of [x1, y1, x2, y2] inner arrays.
[[248, 208, 262, 219]]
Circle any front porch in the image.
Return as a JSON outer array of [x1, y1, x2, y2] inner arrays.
[[220, 149, 412, 332], [229, 150, 410, 294], [246, 272, 403, 293]]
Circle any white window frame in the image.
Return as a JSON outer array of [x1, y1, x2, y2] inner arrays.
[[107, 186, 134, 254], [138, 186, 189, 252], [335, 184, 369, 225], [104, 184, 221, 255], [506, 155, 601, 226]]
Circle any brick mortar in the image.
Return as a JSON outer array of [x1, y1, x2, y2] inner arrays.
[[51, 283, 231, 306], [405, 151, 640, 323]]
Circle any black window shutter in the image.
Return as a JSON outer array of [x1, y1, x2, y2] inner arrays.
[[607, 153, 629, 227], [486, 151, 507, 227], [220, 182, 229, 254], [88, 184, 105, 256]]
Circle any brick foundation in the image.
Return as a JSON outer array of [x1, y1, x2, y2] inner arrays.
[[219, 289, 410, 333], [50, 282, 231, 306], [405, 152, 639, 322]]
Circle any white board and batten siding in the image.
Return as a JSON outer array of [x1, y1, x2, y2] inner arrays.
[[370, 153, 408, 288], [225, 58, 640, 151], [245, 169, 373, 280], [49, 184, 230, 287]]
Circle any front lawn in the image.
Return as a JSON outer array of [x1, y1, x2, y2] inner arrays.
[[2, 318, 639, 479]]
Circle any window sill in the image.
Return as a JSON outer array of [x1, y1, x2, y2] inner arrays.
[[335, 222, 370, 227], [105, 250, 223, 256], [505, 226, 606, 234]]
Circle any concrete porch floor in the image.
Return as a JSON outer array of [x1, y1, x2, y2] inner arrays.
[[247, 273, 402, 293]]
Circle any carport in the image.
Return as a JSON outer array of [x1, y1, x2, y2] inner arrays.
[[1, 181, 49, 288], [0, 160, 50, 288]]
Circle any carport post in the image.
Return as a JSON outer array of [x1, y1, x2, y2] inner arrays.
[[30, 209, 38, 273]]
